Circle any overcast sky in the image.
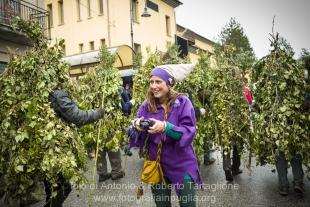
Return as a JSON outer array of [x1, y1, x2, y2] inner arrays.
[[175, 0, 310, 60]]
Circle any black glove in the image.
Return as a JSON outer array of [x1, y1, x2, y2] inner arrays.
[[97, 106, 105, 118]]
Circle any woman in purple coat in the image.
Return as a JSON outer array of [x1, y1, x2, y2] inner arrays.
[[128, 64, 203, 207]]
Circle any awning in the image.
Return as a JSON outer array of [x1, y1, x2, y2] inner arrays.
[[62, 45, 135, 76]]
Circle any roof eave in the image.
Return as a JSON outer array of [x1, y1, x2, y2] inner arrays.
[[161, 0, 183, 8]]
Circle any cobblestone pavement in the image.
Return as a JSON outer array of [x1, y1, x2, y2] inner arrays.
[[1, 148, 310, 207]]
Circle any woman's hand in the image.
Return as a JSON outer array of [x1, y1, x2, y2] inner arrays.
[[133, 117, 144, 132], [148, 118, 166, 134]]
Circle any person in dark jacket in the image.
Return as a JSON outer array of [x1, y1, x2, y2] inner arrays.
[[48, 89, 104, 127], [125, 82, 133, 100], [120, 86, 135, 156], [120, 86, 135, 117], [45, 89, 105, 207]]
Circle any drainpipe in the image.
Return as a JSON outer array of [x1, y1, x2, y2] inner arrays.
[[107, 0, 111, 47], [130, 0, 134, 68], [174, 8, 178, 36], [174, 6, 186, 40]]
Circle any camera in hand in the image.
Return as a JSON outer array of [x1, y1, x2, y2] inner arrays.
[[139, 119, 153, 130]]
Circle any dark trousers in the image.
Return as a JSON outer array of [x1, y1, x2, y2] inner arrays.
[[203, 136, 211, 161], [275, 152, 303, 188], [218, 126, 242, 172], [97, 148, 122, 176], [0, 173, 5, 199], [44, 174, 72, 207], [223, 146, 241, 172], [151, 177, 196, 207]]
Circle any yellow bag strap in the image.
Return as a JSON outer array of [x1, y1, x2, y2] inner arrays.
[[155, 111, 168, 163]]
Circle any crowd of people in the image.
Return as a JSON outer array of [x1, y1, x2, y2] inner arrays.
[[1, 62, 309, 207]]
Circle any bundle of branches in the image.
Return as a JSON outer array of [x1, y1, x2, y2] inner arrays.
[[250, 33, 310, 175], [78, 45, 128, 152], [77, 46, 133, 206], [0, 17, 87, 204], [205, 45, 251, 156]]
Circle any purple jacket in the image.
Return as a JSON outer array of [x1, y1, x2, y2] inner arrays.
[[128, 95, 202, 195]]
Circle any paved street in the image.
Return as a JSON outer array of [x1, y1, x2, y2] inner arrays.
[[1, 148, 310, 207]]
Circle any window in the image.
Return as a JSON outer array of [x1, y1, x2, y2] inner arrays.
[[0, 62, 7, 74], [98, 0, 104, 14], [89, 41, 94, 51], [147, 0, 158, 12], [100, 39, 106, 47], [47, 4, 53, 26], [76, 0, 81, 20], [175, 35, 188, 58], [58, 0, 64, 24], [87, 0, 92, 17], [134, 43, 141, 53], [79, 44, 84, 53], [132, 0, 138, 22], [165, 15, 171, 36]]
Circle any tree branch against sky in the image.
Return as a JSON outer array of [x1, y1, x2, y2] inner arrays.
[[213, 17, 256, 73]]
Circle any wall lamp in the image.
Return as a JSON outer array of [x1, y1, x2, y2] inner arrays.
[[141, 0, 151, 17]]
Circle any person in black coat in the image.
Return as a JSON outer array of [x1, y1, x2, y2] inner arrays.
[[43, 89, 105, 207], [48, 89, 104, 127], [119, 86, 135, 156]]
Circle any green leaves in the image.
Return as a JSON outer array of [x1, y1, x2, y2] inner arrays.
[[0, 17, 87, 203], [204, 45, 251, 157], [279, 82, 287, 90], [16, 165, 24, 172], [279, 106, 287, 112], [249, 32, 310, 172], [78, 45, 127, 151]]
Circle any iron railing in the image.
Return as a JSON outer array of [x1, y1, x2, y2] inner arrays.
[[0, 0, 50, 36]]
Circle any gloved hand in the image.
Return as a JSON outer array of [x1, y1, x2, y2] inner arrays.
[[97, 106, 105, 118], [129, 99, 135, 106]]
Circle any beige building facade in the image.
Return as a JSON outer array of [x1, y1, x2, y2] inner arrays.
[[0, 0, 215, 75], [45, 0, 183, 76], [45, 0, 214, 78]]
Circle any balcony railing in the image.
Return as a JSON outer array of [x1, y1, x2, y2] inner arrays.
[[0, 0, 50, 36]]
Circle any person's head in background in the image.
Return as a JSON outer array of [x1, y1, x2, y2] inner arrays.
[[125, 83, 131, 90]]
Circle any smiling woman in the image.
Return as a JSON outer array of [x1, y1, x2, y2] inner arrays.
[[149, 76, 169, 102], [127, 63, 204, 207]]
